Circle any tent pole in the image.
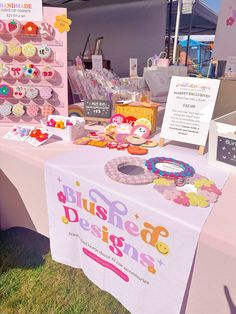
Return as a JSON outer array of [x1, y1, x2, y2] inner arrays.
[[185, 12, 194, 66], [173, 0, 182, 64], [167, 0, 173, 59]]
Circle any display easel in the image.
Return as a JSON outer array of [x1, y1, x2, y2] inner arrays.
[[159, 138, 205, 155]]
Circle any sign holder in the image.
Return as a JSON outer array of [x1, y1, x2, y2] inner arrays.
[[83, 99, 112, 125], [159, 76, 220, 155], [159, 138, 205, 155]]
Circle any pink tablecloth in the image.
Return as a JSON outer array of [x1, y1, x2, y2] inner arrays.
[[0, 124, 236, 313]]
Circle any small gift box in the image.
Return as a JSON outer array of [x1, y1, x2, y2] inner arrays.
[[209, 111, 236, 173]]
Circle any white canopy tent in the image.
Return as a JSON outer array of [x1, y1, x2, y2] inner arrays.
[[43, 0, 218, 76]]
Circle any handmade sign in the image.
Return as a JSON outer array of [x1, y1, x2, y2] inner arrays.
[[84, 100, 112, 120], [0, 0, 42, 21], [160, 76, 220, 154], [44, 147, 228, 314]]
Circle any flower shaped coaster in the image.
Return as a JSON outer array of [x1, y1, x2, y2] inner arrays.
[[153, 173, 222, 208], [26, 128, 53, 146]]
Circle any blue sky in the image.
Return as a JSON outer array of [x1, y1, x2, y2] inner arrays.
[[202, 0, 221, 12]]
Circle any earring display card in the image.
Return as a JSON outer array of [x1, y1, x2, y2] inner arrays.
[[0, 7, 68, 124]]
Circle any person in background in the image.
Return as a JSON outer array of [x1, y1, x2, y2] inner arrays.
[[178, 51, 195, 73]]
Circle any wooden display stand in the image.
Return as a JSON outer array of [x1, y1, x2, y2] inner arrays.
[[159, 138, 205, 155]]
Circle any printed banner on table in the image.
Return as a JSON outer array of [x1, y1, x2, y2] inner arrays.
[[0, 0, 43, 21], [213, 0, 236, 60], [160, 76, 220, 146], [44, 148, 228, 314]]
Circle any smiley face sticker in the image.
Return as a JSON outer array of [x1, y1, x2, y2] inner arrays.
[[155, 242, 169, 255]]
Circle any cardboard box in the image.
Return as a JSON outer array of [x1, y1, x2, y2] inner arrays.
[[209, 111, 236, 173], [115, 102, 159, 134]]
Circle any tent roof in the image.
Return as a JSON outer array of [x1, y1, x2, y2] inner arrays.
[[43, 0, 218, 35], [167, 0, 217, 35], [179, 38, 209, 47]]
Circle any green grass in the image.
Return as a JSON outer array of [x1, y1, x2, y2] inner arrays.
[[0, 227, 129, 314]]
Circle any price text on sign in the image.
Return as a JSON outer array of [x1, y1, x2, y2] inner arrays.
[[84, 100, 112, 118], [0, 0, 43, 21]]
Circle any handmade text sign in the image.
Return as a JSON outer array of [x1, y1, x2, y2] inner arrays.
[[160, 76, 220, 151], [0, 0, 43, 21], [84, 100, 112, 119]]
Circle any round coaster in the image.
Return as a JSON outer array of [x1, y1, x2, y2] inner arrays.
[[22, 43, 36, 58], [6, 20, 22, 35], [42, 66, 55, 81], [26, 86, 39, 99], [26, 104, 39, 117], [37, 44, 52, 59], [125, 116, 137, 126], [105, 156, 157, 185], [110, 114, 126, 124], [10, 66, 24, 79], [7, 43, 21, 58], [145, 157, 195, 179], [38, 22, 55, 40], [126, 135, 147, 146], [13, 86, 26, 99], [134, 118, 152, 130], [0, 103, 12, 116], [142, 140, 158, 148], [116, 123, 132, 135], [131, 124, 150, 139], [41, 103, 54, 117], [39, 87, 53, 100], [23, 64, 39, 79], [12, 103, 25, 117]]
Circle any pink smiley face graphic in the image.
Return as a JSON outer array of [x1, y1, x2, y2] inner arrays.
[[131, 124, 150, 139]]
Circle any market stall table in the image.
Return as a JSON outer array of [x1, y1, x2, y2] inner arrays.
[[0, 124, 236, 314]]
